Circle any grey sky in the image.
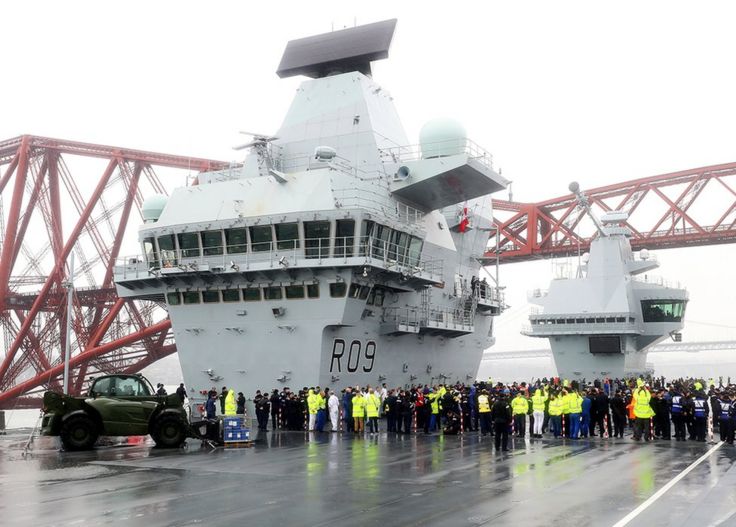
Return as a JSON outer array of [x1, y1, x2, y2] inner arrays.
[[2, 1, 735, 358]]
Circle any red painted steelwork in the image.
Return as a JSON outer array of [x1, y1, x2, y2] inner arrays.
[[488, 162, 736, 263], [0, 135, 229, 408]]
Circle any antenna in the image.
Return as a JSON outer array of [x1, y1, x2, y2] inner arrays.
[[569, 181, 606, 237]]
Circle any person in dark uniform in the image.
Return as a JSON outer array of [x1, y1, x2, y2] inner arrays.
[[491, 390, 512, 451], [443, 409, 461, 435], [385, 389, 398, 433], [156, 383, 167, 396], [399, 390, 414, 434], [219, 386, 228, 414], [692, 391, 709, 442], [719, 393, 733, 444], [654, 389, 670, 439], [176, 383, 186, 402], [236, 392, 246, 416], [670, 388, 685, 440], [270, 389, 280, 430], [260, 392, 271, 429], [611, 390, 627, 438], [595, 389, 611, 438]]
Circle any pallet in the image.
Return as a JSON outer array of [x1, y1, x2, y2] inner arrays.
[[224, 440, 254, 449]]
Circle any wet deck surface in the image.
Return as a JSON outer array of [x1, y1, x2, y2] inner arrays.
[[1, 429, 735, 526]]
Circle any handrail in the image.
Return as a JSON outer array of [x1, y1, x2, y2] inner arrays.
[[379, 137, 494, 172], [115, 235, 443, 282]]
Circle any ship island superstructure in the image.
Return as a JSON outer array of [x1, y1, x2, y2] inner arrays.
[[523, 182, 689, 380], [113, 20, 508, 409]]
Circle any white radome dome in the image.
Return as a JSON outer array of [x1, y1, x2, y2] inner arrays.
[[419, 117, 467, 159]]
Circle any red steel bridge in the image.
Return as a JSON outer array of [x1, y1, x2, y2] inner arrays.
[[0, 134, 733, 408]]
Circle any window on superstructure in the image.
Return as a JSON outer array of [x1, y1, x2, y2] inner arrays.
[[143, 237, 159, 267], [202, 231, 224, 256], [329, 282, 347, 297], [304, 221, 330, 258], [359, 220, 375, 256], [182, 291, 200, 304], [263, 286, 283, 300], [243, 288, 261, 302], [275, 223, 300, 251], [395, 232, 410, 265], [202, 290, 219, 303], [374, 288, 385, 306], [335, 220, 355, 258], [157, 235, 177, 267], [225, 228, 247, 254], [177, 233, 200, 258], [641, 300, 685, 322], [349, 284, 362, 298], [249, 225, 273, 252], [370, 224, 391, 259], [408, 236, 423, 266], [166, 292, 181, 306], [222, 289, 240, 302], [166, 292, 181, 305], [285, 285, 305, 299], [306, 284, 319, 298]]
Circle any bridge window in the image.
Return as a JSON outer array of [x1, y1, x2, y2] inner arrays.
[[222, 289, 240, 302], [250, 225, 273, 252], [275, 223, 300, 250], [335, 220, 355, 257], [304, 221, 330, 258], [143, 237, 158, 267], [330, 282, 347, 298], [408, 236, 423, 266], [641, 300, 685, 322], [307, 284, 320, 298], [178, 233, 200, 258], [285, 285, 305, 299], [202, 231, 223, 256], [166, 292, 181, 305], [263, 286, 283, 300], [225, 228, 247, 254], [158, 235, 177, 267], [243, 288, 261, 302], [183, 291, 200, 304], [202, 290, 219, 303]]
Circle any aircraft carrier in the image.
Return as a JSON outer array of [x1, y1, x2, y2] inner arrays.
[[2, 19, 734, 527], [2, 428, 736, 527]]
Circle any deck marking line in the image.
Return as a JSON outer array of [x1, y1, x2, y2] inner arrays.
[[611, 441, 724, 527]]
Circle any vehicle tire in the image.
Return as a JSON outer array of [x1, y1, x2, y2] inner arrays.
[[60, 413, 99, 451], [151, 413, 186, 448]]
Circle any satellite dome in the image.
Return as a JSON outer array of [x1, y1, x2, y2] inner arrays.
[[419, 117, 467, 159], [142, 194, 168, 223]]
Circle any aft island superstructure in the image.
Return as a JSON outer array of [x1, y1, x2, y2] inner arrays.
[[113, 20, 508, 409], [524, 182, 688, 380]]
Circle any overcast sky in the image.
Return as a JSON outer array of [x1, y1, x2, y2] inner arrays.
[[2, 1, 735, 354]]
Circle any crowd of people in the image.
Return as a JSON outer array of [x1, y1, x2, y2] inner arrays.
[[200, 375, 736, 451]]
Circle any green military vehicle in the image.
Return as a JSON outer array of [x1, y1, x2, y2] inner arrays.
[[41, 373, 196, 451]]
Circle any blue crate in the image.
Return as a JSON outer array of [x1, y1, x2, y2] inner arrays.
[[224, 429, 250, 442], [223, 417, 244, 429]]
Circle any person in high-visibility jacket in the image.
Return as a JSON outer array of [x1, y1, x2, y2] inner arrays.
[[352, 390, 365, 433], [531, 387, 547, 438], [568, 390, 583, 439], [315, 389, 327, 432], [548, 393, 564, 438], [224, 389, 237, 416], [560, 389, 572, 438], [632, 386, 655, 441], [511, 392, 529, 438], [365, 388, 381, 433], [307, 389, 318, 431], [477, 390, 492, 436], [428, 389, 440, 432]]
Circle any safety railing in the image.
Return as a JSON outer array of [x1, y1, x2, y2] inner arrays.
[[115, 236, 443, 282], [379, 137, 494, 172], [632, 274, 684, 290], [332, 187, 425, 227]]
